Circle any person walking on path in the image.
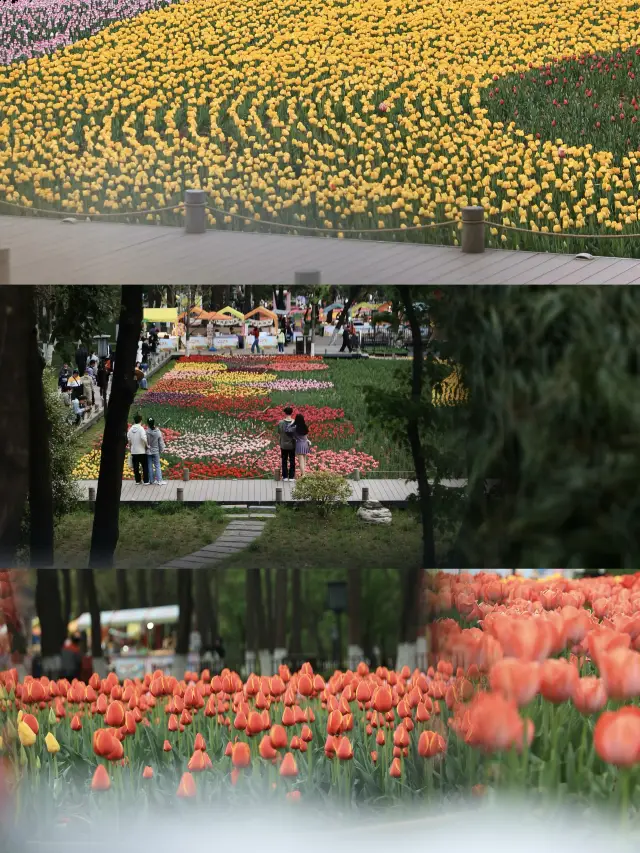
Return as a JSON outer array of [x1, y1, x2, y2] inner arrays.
[[76, 342, 88, 376], [251, 325, 261, 354], [285, 413, 311, 478], [97, 359, 109, 409], [277, 327, 286, 353], [277, 406, 296, 481], [128, 414, 150, 484], [340, 325, 352, 353], [146, 418, 166, 485]]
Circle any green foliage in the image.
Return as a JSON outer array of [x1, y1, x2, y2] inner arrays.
[[291, 471, 351, 513], [440, 286, 640, 568], [35, 285, 120, 354]]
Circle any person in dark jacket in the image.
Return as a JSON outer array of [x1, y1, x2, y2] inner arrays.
[[339, 326, 352, 353], [76, 343, 88, 376], [277, 406, 296, 481], [285, 413, 311, 478], [97, 359, 109, 409]]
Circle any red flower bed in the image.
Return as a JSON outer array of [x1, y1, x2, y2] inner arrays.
[[176, 395, 270, 415], [310, 420, 356, 441], [250, 405, 345, 423], [166, 461, 261, 479]]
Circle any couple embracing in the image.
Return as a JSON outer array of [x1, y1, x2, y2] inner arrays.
[[277, 406, 310, 481]]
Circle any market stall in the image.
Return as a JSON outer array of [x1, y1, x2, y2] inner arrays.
[[244, 306, 279, 348], [144, 307, 179, 350]]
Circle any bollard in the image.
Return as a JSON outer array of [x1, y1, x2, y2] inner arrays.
[[275, 487, 283, 503], [88, 486, 96, 507], [0, 249, 9, 285], [362, 486, 369, 502], [182, 467, 190, 482], [177, 487, 184, 502], [184, 189, 207, 234], [461, 206, 485, 254], [353, 469, 360, 481]]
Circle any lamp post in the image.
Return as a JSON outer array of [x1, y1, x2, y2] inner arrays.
[[93, 335, 111, 359], [326, 581, 347, 669]]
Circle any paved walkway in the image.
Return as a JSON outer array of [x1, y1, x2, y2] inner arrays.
[[76, 477, 467, 505], [4, 215, 640, 284], [158, 518, 267, 569]]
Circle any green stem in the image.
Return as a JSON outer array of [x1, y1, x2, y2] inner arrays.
[[620, 768, 630, 828]]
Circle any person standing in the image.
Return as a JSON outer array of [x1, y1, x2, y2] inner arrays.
[[58, 363, 70, 392], [339, 325, 352, 353], [146, 418, 166, 485], [127, 414, 149, 484], [277, 406, 296, 481], [250, 325, 261, 354], [285, 413, 311, 478], [277, 327, 286, 353], [97, 359, 109, 409]]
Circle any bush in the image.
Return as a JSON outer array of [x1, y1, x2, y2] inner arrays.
[[291, 472, 351, 515]]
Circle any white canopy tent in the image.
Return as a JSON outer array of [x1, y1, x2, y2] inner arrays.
[[74, 605, 179, 631]]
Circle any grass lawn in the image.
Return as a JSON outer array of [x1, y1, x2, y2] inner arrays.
[[48, 503, 426, 569], [216, 505, 424, 570], [51, 503, 227, 568]]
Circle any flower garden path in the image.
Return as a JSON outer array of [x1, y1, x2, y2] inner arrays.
[[4, 215, 640, 284], [75, 477, 467, 505], [156, 517, 268, 570]]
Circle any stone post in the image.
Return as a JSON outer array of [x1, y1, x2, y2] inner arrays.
[[0, 249, 9, 285], [184, 189, 207, 234], [461, 205, 485, 254]]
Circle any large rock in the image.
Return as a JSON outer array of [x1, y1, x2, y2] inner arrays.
[[357, 500, 392, 524]]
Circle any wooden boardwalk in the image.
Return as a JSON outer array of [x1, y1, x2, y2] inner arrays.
[[75, 477, 466, 505], [4, 214, 640, 284]]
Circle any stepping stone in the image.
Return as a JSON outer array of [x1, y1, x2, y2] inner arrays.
[[224, 513, 275, 519], [248, 505, 276, 511]]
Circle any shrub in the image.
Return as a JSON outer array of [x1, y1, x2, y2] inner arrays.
[[291, 472, 351, 515]]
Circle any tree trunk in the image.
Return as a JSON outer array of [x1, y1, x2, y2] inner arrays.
[[264, 567, 274, 649], [28, 297, 55, 568], [115, 569, 129, 610], [273, 568, 288, 668], [290, 567, 302, 667], [151, 569, 166, 605], [347, 568, 362, 669], [194, 570, 216, 651], [166, 287, 176, 308], [395, 291, 436, 668], [244, 570, 257, 672], [76, 569, 87, 616], [36, 570, 65, 676], [243, 285, 254, 314], [61, 570, 72, 627], [254, 570, 271, 674], [84, 570, 105, 674], [0, 287, 31, 565], [176, 570, 192, 655], [333, 287, 363, 331], [89, 286, 143, 568], [135, 569, 148, 607]]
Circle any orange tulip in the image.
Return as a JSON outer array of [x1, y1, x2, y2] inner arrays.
[[572, 677, 608, 714], [177, 772, 197, 798], [598, 648, 640, 700], [389, 757, 402, 778], [326, 710, 343, 735], [70, 714, 82, 731], [259, 735, 277, 760], [489, 659, 541, 707], [163, 740, 172, 752], [336, 736, 354, 761], [418, 730, 446, 758], [142, 766, 154, 779], [188, 750, 212, 772], [269, 725, 288, 749], [280, 752, 298, 777], [231, 742, 251, 769], [539, 658, 579, 704], [373, 686, 393, 713], [105, 701, 125, 728], [91, 765, 111, 792], [22, 714, 39, 735], [194, 733, 206, 751], [594, 707, 640, 767]]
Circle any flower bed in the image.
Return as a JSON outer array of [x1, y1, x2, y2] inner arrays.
[[2, 2, 638, 253]]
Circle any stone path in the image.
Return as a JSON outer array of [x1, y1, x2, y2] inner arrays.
[[157, 518, 267, 569], [5, 214, 640, 284]]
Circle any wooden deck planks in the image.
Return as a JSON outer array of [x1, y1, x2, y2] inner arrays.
[[5, 214, 640, 285]]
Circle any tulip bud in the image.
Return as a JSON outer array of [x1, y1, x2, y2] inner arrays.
[[48, 708, 57, 727]]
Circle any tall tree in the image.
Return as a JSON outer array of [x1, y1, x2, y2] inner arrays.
[[115, 570, 129, 610], [135, 570, 148, 608], [0, 287, 31, 566], [84, 570, 104, 675], [347, 568, 362, 668], [290, 567, 302, 667], [88, 286, 143, 568], [175, 570, 193, 675], [35, 571, 65, 676]]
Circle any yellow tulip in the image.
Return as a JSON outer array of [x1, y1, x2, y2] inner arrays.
[[18, 721, 36, 748], [45, 733, 60, 754]]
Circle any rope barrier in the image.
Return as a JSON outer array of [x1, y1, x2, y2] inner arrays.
[[484, 220, 640, 240], [0, 199, 185, 218], [2, 192, 640, 241], [205, 205, 459, 234]]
